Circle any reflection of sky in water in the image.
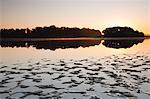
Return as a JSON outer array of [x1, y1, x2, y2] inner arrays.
[[0, 39, 150, 64]]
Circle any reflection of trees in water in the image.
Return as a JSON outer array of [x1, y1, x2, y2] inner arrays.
[[102, 39, 144, 49], [0, 41, 28, 48], [0, 39, 145, 50], [0, 40, 101, 51]]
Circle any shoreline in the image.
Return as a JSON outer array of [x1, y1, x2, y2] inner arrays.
[[0, 37, 150, 41]]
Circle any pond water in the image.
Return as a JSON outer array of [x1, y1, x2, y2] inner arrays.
[[0, 38, 150, 99]]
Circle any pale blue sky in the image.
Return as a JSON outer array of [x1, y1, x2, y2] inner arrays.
[[1, 0, 150, 35]]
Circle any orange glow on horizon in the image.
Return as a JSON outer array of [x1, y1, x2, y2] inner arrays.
[[1, 0, 149, 35]]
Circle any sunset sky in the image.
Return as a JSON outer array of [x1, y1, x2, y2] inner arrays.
[[1, 0, 150, 35]]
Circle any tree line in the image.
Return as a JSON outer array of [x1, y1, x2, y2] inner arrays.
[[0, 25, 144, 38], [0, 25, 101, 38]]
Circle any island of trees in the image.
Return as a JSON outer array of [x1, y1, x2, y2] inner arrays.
[[102, 26, 144, 37], [0, 25, 145, 38]]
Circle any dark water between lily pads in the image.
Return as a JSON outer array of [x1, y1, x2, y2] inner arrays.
[[0, 38, 150, 99]]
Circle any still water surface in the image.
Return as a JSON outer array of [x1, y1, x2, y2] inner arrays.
[[0, 38, 150, 99]]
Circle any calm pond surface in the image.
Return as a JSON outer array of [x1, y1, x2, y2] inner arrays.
[[0, 38, 150, 99]]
